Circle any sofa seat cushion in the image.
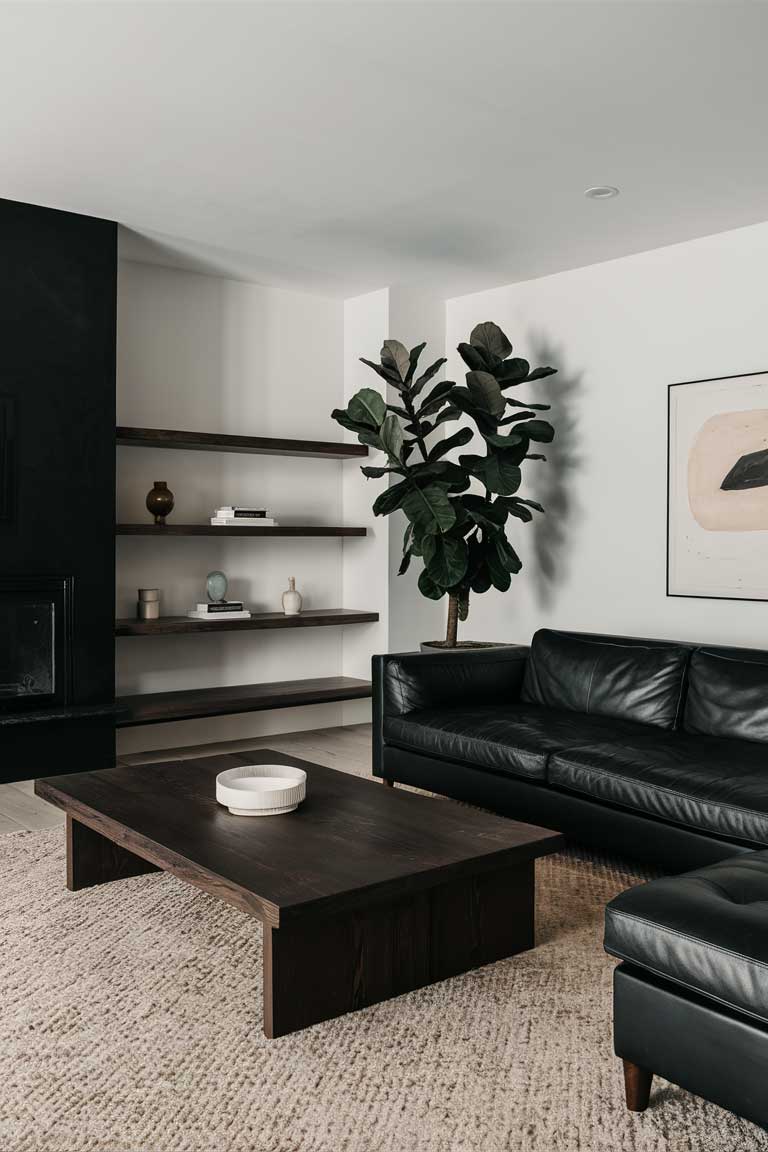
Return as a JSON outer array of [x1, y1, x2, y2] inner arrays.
[[550, 734, 768, 845], [384, 705, 662, 783], [605, 851, 768, 1026]]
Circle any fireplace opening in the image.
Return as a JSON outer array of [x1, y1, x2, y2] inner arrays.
[[0, 577, 72, 712]]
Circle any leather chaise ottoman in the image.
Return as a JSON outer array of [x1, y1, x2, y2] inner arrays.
[[605, 851, 768, 1128]]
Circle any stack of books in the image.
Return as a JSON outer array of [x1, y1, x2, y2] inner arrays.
[[210, 505, 279, 526], [186, 601, 252, 621]]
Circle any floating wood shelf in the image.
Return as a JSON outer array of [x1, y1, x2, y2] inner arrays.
[[116, 676, 372, 727], [116, 524, 366, 537], [115, 608, 379, 637], [116, 426, 368, 459]]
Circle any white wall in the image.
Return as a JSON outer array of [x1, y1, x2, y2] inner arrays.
[[116, 261, 355, 752], [445, 220, 768, 650]]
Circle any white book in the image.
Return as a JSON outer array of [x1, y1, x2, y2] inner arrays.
[[186, 609, 252, 621], [210, 517, 278, 526]]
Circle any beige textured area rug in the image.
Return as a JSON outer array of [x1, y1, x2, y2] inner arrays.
[[1, 829, 766, 1152]]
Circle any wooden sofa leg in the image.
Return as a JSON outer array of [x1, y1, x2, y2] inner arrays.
[[383, 778, 394, 788], [623, 1059, 653, 1112]]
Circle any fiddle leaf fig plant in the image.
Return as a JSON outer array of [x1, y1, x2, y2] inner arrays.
[[331, 322, 556, 646]]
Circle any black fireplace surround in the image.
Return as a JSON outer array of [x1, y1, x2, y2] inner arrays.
[[0, 198, 118, 781]]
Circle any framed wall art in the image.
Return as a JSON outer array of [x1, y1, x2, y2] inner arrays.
[[668, 370, 768, 601]]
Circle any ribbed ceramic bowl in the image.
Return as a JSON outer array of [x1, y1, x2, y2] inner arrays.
[[215, 764, 307, 816]]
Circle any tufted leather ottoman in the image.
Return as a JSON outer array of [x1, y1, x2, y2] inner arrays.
[[604, 850, 768, 1127]]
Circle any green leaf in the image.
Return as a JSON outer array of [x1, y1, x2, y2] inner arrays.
[[466, 371, 505, 419], [427, 426, 474, 462], [487, 549, 512, 591], [470, 563, 492, 594], [506, 398, 551, 411], [497, 357, 530, 385], [348, 388, 386, 429], [456, 342, 488, 372], [372, 479, 409, 516], [434, 405, 461, 426], [482, 431, 526, 451], [457, 591, 470, 621], [495, 534, 522, 574], [405, 342, 426, 384], [418, 568, 444, 600], [379, 413, 404, 461], [359, 357, 402, 387], [516, 498, 545, 513], [423, 534, 468, 587], [417, 379, 454, 415], [402, 483, 456, 535], [398, 549, 412, 575], [386, 403, 410, 419], [470, 321, 513, 363], [501, 500, 533, 522], [477, 455, 522, 495], [527, 453, 547, 461], [449, 386, 490, 424], [411, 357, 447, 399], [360, 465, 391, 478], [515, 419, 554, 443], [461, 494, 508, 529], [381, 339, 411, 383], [525, 365, 557, 381]]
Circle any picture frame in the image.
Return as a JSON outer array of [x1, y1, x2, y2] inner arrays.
[[667, 370, 768, 601]]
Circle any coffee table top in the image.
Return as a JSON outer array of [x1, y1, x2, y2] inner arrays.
[[36, 751, 563, 927]]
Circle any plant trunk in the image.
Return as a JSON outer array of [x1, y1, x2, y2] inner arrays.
[[445, 594, 459, 648]]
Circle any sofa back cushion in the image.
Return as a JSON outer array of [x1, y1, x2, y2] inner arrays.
[[684, 646, 768, 743], [521, 629, 689, 730]]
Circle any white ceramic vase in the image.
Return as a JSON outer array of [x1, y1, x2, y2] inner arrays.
[[282, 576, 303, 616]]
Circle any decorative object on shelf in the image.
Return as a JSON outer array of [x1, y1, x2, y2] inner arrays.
[[282, 576, 303, 616], [206, 570, 228, 603], [187, 570, 251, 621], [215, 762, 307, 816], [668, 370, 768, 601], [332, 322, 556, 648], [145, 480, 174, 525], [136, 587, 160, 621]]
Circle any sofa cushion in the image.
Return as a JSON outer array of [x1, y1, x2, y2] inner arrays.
[[521, 629, 689, 730], [685, 646, 768, 743], [605, 851, 768, 1026], [550, 733, 768, 845], [384, 705, 666, 783]]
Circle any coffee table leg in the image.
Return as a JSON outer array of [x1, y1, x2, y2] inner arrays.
[[262, 858, 535, 1038], [66, 815, 159, 891]]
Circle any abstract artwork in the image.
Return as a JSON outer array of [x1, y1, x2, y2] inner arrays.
[[668, 371, 768, 600]]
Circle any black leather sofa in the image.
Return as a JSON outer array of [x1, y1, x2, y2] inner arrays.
[[605, 851, 768, 1129], [373, 628, 768, 871]]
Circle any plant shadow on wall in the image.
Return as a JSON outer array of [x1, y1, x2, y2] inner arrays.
[[527, 335, 583, 611], [332, 323, 556, 647]]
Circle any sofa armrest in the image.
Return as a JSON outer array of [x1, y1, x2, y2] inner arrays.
[[371, 646, 529, 778]]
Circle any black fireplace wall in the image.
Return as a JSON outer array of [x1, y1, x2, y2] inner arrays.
[[0, 198, 117, 775]]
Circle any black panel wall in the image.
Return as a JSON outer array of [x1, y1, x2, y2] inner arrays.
[[0, 198, 117, 779]]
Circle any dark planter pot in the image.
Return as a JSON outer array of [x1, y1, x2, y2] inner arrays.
[[420, 640, 514, 652]]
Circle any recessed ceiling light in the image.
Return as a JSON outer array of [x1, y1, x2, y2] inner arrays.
[[584, 185, 620, 200]]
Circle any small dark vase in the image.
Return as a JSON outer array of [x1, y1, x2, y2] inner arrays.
[[146, 481, 174, 525]]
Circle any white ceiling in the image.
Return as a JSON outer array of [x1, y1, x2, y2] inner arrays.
[[1, 0, 767, 298]]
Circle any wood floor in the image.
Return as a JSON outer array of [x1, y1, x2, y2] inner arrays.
[[0, 723, 373, 835]]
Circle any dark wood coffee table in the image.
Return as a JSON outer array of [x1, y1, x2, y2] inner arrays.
[[36, 752, 563, 1037]]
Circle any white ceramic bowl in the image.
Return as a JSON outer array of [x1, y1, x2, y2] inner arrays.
[[215, 763, 307, 816]]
